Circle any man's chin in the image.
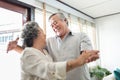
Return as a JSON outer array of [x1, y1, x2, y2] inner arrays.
[[56, 32, 61, 36]]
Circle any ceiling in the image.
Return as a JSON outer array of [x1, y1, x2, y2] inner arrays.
[[57, 0, 120, 19]]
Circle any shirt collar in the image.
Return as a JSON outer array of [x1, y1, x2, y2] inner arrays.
[[55, 30, 74, 39]]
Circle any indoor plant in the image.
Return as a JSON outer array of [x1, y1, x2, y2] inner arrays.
[[89, 65, 112, 80]]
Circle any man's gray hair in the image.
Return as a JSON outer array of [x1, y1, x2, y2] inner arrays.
[[21, 21, 39, 48], [49, 12, 68, 26]]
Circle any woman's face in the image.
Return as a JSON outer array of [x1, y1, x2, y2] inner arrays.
[[36, 28, 46, 48]]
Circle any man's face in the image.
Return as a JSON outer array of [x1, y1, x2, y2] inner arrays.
[[49, 14, 67, 38]]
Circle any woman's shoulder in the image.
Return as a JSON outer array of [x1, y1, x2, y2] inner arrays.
[[22, 47, 39, 56]]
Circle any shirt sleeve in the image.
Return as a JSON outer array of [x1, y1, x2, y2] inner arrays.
[[80, 32, 93, 51], [21, 50, 67, 79]]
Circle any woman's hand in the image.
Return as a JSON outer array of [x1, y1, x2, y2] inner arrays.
[[7, 37, 19, 53]]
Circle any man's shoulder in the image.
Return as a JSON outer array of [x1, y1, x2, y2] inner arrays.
[[71, 32, 87, 36]]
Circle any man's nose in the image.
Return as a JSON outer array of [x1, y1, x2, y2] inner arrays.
[[52, 24, 57, 29]]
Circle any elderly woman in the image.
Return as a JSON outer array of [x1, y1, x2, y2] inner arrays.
[[20, 21, 99, 80]]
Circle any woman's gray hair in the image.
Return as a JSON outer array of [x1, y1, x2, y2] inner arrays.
[[21, 21, 39, 48]]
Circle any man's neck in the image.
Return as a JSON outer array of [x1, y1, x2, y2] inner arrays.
[[60, 29, 70, 40]]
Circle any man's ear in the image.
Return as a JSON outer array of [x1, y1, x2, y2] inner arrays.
[[64, 18, 67, 22], [64, 18, 68, 25]]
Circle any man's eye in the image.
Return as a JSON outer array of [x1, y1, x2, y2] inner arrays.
[[53, 21, 57, 25]]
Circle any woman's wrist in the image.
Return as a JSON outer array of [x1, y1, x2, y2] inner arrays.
[[66, 59, 80, 72]]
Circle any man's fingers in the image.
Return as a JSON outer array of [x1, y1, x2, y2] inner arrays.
[[82, 50, 100, 63], [85, 50, 100, 62], [88, 54, 99, 62]]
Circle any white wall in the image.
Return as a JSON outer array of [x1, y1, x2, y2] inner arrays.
[[95, 14, 120, 72]]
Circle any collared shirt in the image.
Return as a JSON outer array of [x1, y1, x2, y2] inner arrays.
[[56, 37, 62, 49], [46, 31, 93, 80], [21, 47, 67, 80]]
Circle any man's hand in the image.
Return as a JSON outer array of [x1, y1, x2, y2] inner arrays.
[[7, 37, 19, 53], [77, 50, 99, 66], [84, 50, 99, 63], [67, 50, 99, 71]]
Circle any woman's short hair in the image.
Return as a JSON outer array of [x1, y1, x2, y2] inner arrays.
[[21, 21, 39, 48]]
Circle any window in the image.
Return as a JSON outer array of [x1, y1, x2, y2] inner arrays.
[[69, 15, 80, 33], [35, 8, 43, 30], [0, 1, 29, 80]]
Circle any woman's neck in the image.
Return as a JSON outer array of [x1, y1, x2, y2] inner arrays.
[[33, 44, 45, 54]]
